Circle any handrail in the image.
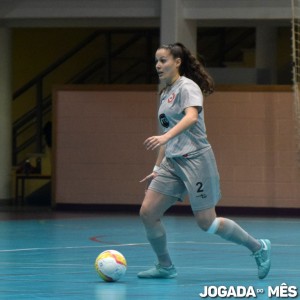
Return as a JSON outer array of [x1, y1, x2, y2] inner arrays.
[[15, 136, 37, 155], [13, 31, 144, 128], [112, 60, 144, 83], [223, 28, 254, 57], [13, 29, 156, 100], [12, 29, 152, 165], [211, 28, 255, 65], [68, 33, 145, 84], [13, 95, 51, 128], [67, 57, 106, 84], [13, 30, 103, 100]]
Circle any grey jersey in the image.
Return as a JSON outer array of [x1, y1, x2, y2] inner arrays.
[[158, 76, 211, 158]]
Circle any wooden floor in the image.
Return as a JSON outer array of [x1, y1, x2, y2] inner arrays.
[[0, 208, 299, 299]]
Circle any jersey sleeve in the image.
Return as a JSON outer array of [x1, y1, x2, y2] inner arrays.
[[180, 82, 203, 113]]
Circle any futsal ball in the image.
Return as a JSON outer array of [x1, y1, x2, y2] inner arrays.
[[95, 250, 127, 282]]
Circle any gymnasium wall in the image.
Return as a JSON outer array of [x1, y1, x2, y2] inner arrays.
[[53, 86, 158, 206], [53, 86, 300, 209]]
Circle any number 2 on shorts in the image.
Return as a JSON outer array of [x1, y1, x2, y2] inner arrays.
[[196, 181, 204, 193]]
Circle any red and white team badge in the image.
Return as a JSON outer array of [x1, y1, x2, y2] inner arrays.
[[167, 93, 176, 103]]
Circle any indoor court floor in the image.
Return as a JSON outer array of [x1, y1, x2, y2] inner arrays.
[[0, 210, 299, 300]]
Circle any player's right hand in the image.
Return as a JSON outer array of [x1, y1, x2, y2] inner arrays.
[[140, 172, 158, 192]]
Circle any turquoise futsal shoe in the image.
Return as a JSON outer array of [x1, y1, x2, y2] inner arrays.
[[252, 239, 271, 279], [137, 263, 177, 279]]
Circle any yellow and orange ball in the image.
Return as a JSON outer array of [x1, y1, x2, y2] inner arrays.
[[95, 250, 127, 282]]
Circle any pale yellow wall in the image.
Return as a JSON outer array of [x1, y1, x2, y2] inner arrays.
[[54, 86, 300, 209]]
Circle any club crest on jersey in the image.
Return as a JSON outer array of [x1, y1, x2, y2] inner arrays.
[[167, 92, 176, 103], [159, 113, 170, 128]]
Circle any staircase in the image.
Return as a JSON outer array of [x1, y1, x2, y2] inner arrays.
[[12, 27, 255, 167], [12, 29, 160, 167]]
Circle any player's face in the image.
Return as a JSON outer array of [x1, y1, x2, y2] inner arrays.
[[155, 48, 181, 85]]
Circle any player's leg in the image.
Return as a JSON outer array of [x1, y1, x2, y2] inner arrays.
[[138, 158, 186, 278], [184, 149, 264, 252], [138, 189, 178, 278], [194, 208, 261, 252], [177, 149, 271, 279], [194, 208, 271, 279], [139, 189, 177, 267]]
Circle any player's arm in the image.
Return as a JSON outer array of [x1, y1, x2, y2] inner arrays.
[[144, 106, 200, 151], [163, 106, 200, 141]]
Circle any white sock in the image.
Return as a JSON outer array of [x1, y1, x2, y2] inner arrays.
[[208, 217, 261, 252], [148, 234, 172, 267]]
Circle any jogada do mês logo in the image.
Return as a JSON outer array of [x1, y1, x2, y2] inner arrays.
[[199, 283, 298, 298]]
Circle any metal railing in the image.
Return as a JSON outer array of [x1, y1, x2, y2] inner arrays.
[[12, 27, 254, 165], [12, 29, 159, 165]]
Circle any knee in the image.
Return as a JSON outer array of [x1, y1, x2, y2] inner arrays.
[[197, 217, 222, 233], [139, 205, 154, 224], [194, 208, 218, 232], [196, 217, 215, 232], [139, 205, 147, 220]]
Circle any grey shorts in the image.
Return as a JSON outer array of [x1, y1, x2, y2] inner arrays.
[[148, 148, 221, 212]]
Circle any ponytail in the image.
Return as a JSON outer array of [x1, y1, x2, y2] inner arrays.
[[158, 43, 214, 96]]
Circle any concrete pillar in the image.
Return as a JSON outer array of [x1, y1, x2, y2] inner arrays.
[[256, 25, 277, 84], [160, 0, 197, 55], [0, 28, 12, 200]]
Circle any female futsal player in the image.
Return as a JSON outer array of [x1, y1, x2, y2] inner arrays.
[[138, 43, 271, 279]]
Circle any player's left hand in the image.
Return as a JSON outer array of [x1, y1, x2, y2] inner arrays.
[[143, 135, 169, 150]]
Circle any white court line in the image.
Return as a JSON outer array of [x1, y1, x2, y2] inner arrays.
[[0, 264, 299, 274], [231, 219, 300, 224], [0, 243, 147, 253], [0, 241, 299, 253]]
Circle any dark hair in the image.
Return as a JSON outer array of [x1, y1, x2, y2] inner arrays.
[[158, 43, 214, 96]]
